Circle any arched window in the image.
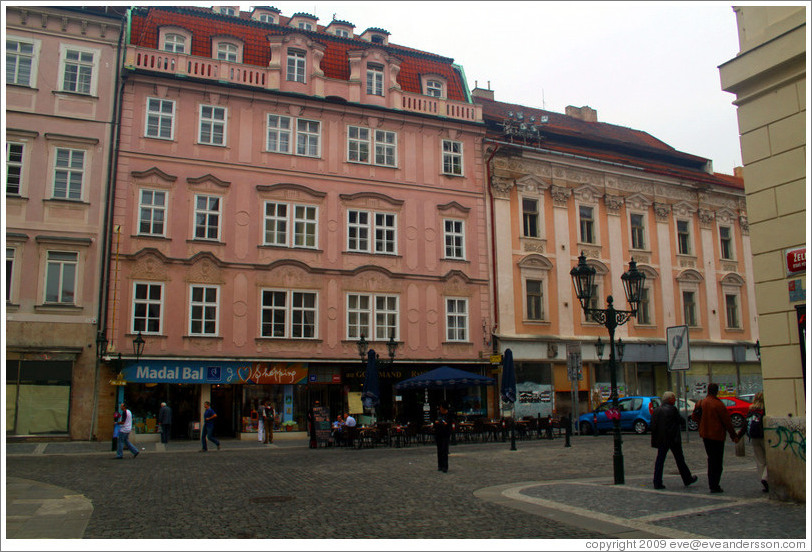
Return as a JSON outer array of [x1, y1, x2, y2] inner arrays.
[[163, 33, 186, 54]]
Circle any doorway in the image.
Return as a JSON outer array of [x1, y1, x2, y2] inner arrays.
[[210, 384, 237, 437]]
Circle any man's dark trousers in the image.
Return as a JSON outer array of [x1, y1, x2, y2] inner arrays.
[[654, 442, 693, 486], [703, 438, 725, 490], [436, 435, 450, 471]]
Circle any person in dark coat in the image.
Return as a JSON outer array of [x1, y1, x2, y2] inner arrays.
[[693, 382, 739, 493], [158, 402, 172, 444], [433, 401, 453, 473], [650, 391, 697, 489]]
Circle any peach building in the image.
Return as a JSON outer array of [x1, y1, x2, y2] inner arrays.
[[473, 88, 760, 426], [103, 6, 491, 438]]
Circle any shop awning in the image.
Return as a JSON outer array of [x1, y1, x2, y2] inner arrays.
[[394, 366, 495, 391]]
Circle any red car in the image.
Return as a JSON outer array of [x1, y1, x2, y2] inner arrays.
[[719, 397, 752, 429]]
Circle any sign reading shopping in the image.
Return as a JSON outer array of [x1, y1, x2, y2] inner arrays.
[[125, 360, 308, 384]]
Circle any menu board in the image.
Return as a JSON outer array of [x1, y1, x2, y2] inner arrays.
[[313, 406, 331, 446]]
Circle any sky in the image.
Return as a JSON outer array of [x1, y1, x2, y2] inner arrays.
[[225, 0, 748, 174]]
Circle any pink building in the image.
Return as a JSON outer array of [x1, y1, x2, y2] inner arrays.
[[105, 6, 491, 438]]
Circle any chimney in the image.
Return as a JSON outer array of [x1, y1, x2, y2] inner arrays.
[[565, 105, 598, 122], [471, 80, 494, 101], [733, 166, 744, 178]]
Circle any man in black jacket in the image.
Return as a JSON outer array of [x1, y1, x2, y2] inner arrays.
[[434, 402, 453, 473], [651, 391, 698, 489]]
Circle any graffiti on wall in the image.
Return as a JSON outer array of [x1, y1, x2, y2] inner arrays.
[[765, 419, 806, 462]]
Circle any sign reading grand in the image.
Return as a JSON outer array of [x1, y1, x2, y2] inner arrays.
[[124, 361, 308, 384]]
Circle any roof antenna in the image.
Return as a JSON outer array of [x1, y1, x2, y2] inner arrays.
[[542, 88, 546, 110]]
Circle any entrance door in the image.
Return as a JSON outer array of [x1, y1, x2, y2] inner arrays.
[[210, 385, 237, 437]]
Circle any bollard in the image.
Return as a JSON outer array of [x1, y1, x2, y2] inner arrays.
[[593, 413, 598, 437], [564, 415, 572, 447]]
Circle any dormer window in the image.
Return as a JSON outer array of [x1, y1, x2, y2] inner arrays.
[[334, 28, 350, 37], [366, 63, 384, 96], [163, 33, 186, 54], [426, 80, 443, 98], [298, 22, 313, 31], [371, 35, 385, 44], [326, 19, 354, 38], [287, 49, 306, 83], [251, 7, 280, 24], [290, 13, 318, 32], [258, 13, 275, 23], [218, 6, 236, 16], [360, 27, 390, 45], [159, 27, 192, 54], [216, 42, 238, 62]]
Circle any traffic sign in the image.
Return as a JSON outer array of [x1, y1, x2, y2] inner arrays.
[[566, 343, 583, 381], [666, 325, 690, 371]]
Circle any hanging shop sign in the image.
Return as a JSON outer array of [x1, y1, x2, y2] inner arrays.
[[123, 360, 308, 384]]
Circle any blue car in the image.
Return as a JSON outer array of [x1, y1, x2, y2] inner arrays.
[[578, 396, 662, 435]]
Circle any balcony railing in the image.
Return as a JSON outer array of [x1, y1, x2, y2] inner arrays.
[[126, 46, 481, 122]]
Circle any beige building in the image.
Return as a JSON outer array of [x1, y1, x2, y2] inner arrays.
[[719, 5, 806, 502]]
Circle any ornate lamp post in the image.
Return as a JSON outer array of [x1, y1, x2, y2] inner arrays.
[[571, 252, 645, 485], [132, 331, 145, 361], [357, 334, 368, 366]]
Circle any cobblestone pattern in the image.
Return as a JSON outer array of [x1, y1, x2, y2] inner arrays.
[[3, 434, 781, 539]]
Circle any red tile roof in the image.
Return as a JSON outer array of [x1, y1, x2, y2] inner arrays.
[[129, 6, 467, 102]]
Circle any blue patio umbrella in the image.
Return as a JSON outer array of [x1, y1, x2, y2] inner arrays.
[[501, 348, 517, 403], [361, 349, 380, 410], [394, 366, 495, 391]]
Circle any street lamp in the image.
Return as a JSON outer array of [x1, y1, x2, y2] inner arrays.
[[96, 331, 109, 359], [132, 331, 145, 361], [571, 252, 645, 485], [357, 334, 368, 366]]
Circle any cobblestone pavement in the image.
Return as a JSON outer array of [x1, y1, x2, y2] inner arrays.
[[4, 433, 809, 542]]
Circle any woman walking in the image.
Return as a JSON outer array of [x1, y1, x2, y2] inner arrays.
[[738, 391, 768, 492]]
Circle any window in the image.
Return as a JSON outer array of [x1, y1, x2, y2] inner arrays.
[[522, 198, 539, 238], [579, 205, 595, 244], [296, 119, 320, 157], [426, 79, 443, 98], [189, 285, 218, 336], [194, 195, 221, 240], [720, 226, 733, 260], [725, 294, 740, 328], [61, 48, 94, 94], [145, 98, 175, 139], [53, 148, 84, 200], [162, 33, 186, 53], [586, 283, 600, 313], [6, 39, 35, 86], [6, 248, 15, 302], [263, 201, 318, 248], [216, 42, 238, 62], [286, 49, 306, 83], [526, 280, 544, 321], [45, 251, 77, 304], [266, 115, 291, 153], [443, 219, 465, 260], [445, 298, 468, 342], [258, 14, 275, 24], [138, 189, 166, 236], [298, 22, 313, 31], [347, 210, 396, 254], [682, 291, 697, 327], [6, 142, 23, 195], [133, 282, 163, 334], [637, 286, 651, 325], [198, 105, 227, 146], [346, 293, 398, 340], [347, 127, 397, 166], [334, 28, 350, 37], [630, 213, 645, 249], [366, 63, 384, 96], [677, 220, 691, 255], [220, 7, 236, 16], [261, 290, 318, 338], [442, 140, 463, 175]]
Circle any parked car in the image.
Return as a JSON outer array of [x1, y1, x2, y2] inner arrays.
[[737, 393, 755, 403], [719, 396, 752, 429], [676, 398, 698, 431], [578, 396, 661, 435]]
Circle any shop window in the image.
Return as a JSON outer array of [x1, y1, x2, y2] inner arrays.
[[6, 360, 71, 435]]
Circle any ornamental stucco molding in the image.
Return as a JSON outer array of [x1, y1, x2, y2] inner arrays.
[[603, 194, 624, 216], [654, 202, 671, 223], [554, 167, 602, 187], [550, 185, 571, 208], [617, 177, 655, 196], [573, 184, 601, 205], [490, 176, 513, 200], [672, 201, 698, 218], [715, 208, 736, 225], [739, 214, 749, 235], [521, 238, 546, 254], [698, 208, 715, 229], [515, 174, 550, 194], [625, 193, 653, 211]]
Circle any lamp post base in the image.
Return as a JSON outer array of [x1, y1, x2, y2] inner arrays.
[[613, 451, 625, 485]]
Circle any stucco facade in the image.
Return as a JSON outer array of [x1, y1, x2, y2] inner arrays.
[[5, 6, 125, 439], [719, 5, 806, 502]]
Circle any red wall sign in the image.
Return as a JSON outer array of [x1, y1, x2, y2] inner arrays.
[[786, 247, 805, 276]]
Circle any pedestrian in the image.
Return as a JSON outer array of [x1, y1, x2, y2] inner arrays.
[[737, 391, 768, 492], [200, 401, 220, 452], [692, 383, 739, 493], [257, 401, 265, 444], [434, 401, 453, 473], [112, 410, 121, 451], [113, 402, 140, 459], [650, 391, 698, 489], [158, 402, 172, 444], [307, 400, 320, 449], [264, 400, 274, 444]]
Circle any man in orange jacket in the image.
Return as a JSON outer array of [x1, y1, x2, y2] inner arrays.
[[692, 383, 739, 493]]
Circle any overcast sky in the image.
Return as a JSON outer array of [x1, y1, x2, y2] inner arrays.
[[227, 0, 747, 174]]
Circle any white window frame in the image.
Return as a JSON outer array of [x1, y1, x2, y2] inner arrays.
[[347, 126, 370, 163], [258, 13, 276, 24], [676, 219, 692, 256], [525, 278, 546, 322], [346, 293, 399, 341], [52, 147, 85, 201], [719, 225, 734, 261], [522, 197, 540, 238], [286, 49, 306, 83], [138, 189, 167, 237], [58, 44, 99, 95], [441, 139, 463, 176], [724, 293, 740, 329], [263, 201, 318, 249], [374, 130, 397, 167], [132, 281, 164, 334], [6, 142, 24, 195], [443, 218, 466, 260], [260, 289, 318, 339], [44, 250, 78, 304], [215, 41, 240, 63], [426, 79, 444, 98], [298, 22, 313, 31], [266, 114, 292, 154], [347, 126, 397, 167], [145, 97, 175, 140], [189, 285, 219, 336], [295, 119, 321, 157], [6, 36, 40, 87], [630, 212, 646, 250], [162, 33, 187, 53], [219, 7, 236, 16], [347, 209, 397, 255], [445, 297, 469, 342], [198, 104, 227, 146], [6, 247, 16, 303], [579, 205, 596, 245], [636, 285, 652, 325], [194, 194, 221, 241], [682, 290, 698, 328], [366, 63, 384, 96], [334, 28, 350, 38]]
